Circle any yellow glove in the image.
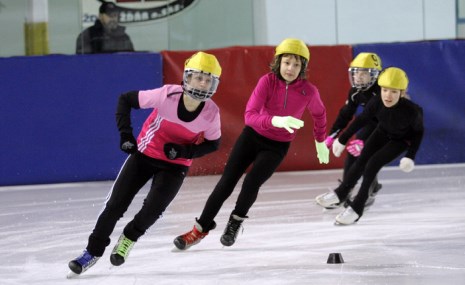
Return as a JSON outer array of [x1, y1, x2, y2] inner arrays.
[[271, 116, 304, 134], [315, 140, 329, 164]]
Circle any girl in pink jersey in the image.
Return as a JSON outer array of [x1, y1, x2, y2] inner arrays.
[[68, 51, 222, 277], [174, 38, 330, 250]]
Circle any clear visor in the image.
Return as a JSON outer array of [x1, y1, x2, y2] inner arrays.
[[348, 67, 380, 90], [182, 69, 220, 101]]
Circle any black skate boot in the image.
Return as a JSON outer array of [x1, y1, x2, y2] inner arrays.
[[220, 214, 246, 247], [370, 182, 382, 197], [110, 234, 135, 266], [173, 220, 216, 250], [365, 181, 383, 207], [68, 249, 100, 277]]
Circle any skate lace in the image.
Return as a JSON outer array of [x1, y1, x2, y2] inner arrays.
[[115, 236, 134, 258], [182, 228, 206, 244], [76, 250, 98, 267], [340, 207, 358, 219], [77, 251, 92, 264], [340, 209, 352, 217], [224, 219, 242, 237]]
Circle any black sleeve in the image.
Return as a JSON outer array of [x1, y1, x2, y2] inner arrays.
[[338, 97, 379, 145], [405, 107, 424, 160], [189, 138, 221, 159], [116, 91, 140, 134], [329, 89, 359, 136]]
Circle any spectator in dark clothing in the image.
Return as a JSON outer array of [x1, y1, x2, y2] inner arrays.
[[76, 1, 134, 54]]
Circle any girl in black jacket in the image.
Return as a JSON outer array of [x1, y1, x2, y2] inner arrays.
[[316, 67, 424, 225], [324, 53, 383, 206]]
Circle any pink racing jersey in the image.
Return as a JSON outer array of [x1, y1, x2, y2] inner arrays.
[[245, 73, 327, 142], [137, 84, 221, 166]]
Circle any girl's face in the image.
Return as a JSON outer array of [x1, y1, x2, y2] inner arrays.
[[352, 69, 371, 85], [280, 55, 302, 83], [188, 72, 213, 91], [381, 87, 402, 108]]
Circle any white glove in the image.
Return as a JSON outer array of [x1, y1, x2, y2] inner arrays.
[[399, 157, 415, 172], [332, 139, 345, 157], [271, 116, 304, 134]]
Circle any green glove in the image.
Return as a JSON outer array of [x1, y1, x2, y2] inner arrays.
[[315, 140, 329, 164], [271, 116, 304, 133]]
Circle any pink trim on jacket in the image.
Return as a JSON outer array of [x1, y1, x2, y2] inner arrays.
[[137, 85, 221, 166]]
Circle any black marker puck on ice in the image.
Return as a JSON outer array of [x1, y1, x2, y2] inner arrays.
[[327, 253, 344, 264]]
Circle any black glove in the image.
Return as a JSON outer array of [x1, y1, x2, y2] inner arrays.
[[120, 132, 137, 154], [164, 143, 192, 160]]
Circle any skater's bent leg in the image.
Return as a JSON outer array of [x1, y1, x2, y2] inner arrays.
[[87, 154, 151, 256], [123, 169, 186, 241], [233, 148, 286, 217], [342, 153, 357, 182], [335, 129, 387, 202], [197, 130, 255, 228], [351, 141, 407, 215]]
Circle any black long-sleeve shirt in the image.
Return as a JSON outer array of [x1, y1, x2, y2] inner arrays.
[[329, 84, 380, 139], [339, 95, 424, 160]]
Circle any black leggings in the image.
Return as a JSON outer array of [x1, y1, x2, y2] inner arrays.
[[87, 152, 187, 256], [197, 127, 289, 229], [335, 128, 408, 216], [343, 124, 379, 188]]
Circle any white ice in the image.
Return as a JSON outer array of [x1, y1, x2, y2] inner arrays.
[[1, 164, 464, 284]]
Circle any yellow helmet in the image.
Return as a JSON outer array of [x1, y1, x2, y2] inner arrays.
[[184, 51, 222, 77], [275, 38, 310, 61], [183, 52, 222, 101], [350, 52, 382, 70], [348, 52, 382, 90], [378, 67, 409, 90]]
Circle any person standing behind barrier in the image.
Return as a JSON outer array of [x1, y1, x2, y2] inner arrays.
[[67, 51, 222, 277], [76, 1, 134, 54], [173, 38, 329, 250], [315, 67, 424, 225], [323, 53, 383, 207]]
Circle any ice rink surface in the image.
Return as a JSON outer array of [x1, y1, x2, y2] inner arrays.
[[1, 163, 464, 285]]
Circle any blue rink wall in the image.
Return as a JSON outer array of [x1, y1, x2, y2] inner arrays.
[[1, 40, 464, 186], [353, 40, 465, 166], [0, 53, 161, 185]]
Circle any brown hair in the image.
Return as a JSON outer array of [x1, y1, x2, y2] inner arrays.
[[270, 54, 308, 81]]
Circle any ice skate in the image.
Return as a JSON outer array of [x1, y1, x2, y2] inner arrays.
[[220, 214, 246, 247], [370, 182, 383, 197], [173, 221, 216, 250], [334, 206, 360, 225], [365, 182, 383, 207], [67, 249, 100, 278], [315, 192, 342, 209], [110, 234, 135, 266]]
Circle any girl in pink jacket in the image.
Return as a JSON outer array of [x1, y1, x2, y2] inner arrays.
[[174, 38, 329, 250]]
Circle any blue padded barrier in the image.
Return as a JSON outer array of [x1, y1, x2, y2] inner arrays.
[[0, 53, 162, 185], [353, 40, 465, 165]]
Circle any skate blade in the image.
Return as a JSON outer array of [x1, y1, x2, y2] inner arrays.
[[333, 220, 356, 226], [171, 246, 185, 252], [364, 200, 375, 207], [323, 206, 340, 210], [66, 270, 80, 279]]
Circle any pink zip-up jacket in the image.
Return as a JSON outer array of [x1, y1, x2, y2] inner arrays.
[[137, 85, 221, 166], [245, 72, 327, 142]]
